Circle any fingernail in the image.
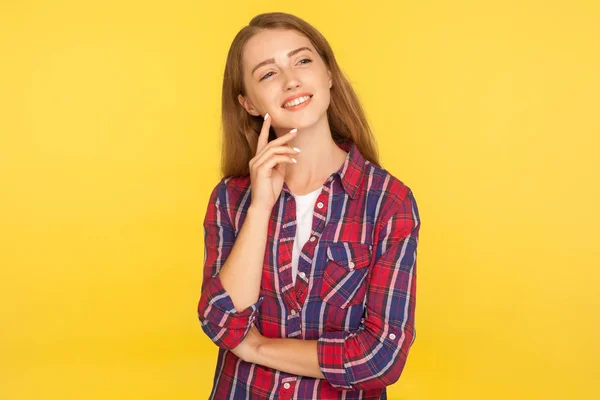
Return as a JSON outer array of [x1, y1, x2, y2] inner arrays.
[[264, 113, 269, 120], [289, 128, 297, 134], [291, 157, 297, 163], [293, 147, 301, 153]]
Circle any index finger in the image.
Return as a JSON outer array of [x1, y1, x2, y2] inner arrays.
[[256, 113, 271, 154]]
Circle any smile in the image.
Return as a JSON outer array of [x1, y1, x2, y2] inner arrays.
[[282, 95, 313, 109]]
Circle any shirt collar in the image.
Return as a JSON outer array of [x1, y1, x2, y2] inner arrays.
[[332, 141, 367, 200]]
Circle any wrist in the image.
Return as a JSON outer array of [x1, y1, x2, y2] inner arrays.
[[248, 204, 272, 220], [253, 336, 272, 365]]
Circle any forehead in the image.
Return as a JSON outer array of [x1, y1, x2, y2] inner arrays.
[[242, 29, 315, 69]]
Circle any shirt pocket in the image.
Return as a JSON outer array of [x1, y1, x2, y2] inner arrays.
[[319, 242, 373, 309]]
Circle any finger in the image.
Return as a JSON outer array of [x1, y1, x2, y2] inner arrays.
[[264, 128, 298, 149], [250, 144, 298, 168], [256, 154, 297, 176], [253, 145, 300, 166], [256, 113, 272, 154], [274, 158, 287, 178]]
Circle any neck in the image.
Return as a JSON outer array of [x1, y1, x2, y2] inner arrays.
[[273, 114, 348, 195]]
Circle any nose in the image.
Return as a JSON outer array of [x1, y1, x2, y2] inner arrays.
[[282, 69, 301, 91]]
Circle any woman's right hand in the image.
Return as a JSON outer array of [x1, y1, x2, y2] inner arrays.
[[248, 113, 300, 213]]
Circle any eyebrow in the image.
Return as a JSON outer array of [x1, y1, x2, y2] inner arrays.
[[250, 47, 313, 76]]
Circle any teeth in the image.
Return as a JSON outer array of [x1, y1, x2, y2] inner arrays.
[[283, 96, 311, 108]]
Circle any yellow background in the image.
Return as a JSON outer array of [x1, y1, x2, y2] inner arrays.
[[1, 1, 598, 399]]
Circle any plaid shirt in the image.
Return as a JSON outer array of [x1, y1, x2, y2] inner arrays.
[[198, 141, 421, 399]]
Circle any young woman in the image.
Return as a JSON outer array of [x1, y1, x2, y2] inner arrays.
[[197, 12, 421, 400]]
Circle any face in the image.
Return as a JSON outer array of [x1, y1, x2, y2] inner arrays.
[[238, 29, 333, 131]]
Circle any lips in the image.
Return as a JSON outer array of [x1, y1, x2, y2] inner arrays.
[[281, 93, 313, 108]]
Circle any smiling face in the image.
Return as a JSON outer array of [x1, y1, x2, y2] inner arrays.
[[238, 28, 333, 131]]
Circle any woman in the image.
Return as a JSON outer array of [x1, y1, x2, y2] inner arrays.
[[197, 12, 421, 400]]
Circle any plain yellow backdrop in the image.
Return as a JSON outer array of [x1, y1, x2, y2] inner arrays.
[[1, 1, 598, 399]]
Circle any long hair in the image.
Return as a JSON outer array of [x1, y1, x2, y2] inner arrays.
[[220, 12, 380, 177]]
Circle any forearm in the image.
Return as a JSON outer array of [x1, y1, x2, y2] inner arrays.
[[255, 338, 325, 379], [218, 205, 270, 311]]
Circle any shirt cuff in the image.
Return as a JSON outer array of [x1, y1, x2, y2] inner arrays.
[[201, 273, 263, 330], [317, 330, 353, 390], [198, 274, 263, 350]]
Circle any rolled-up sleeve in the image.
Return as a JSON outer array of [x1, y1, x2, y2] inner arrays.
[[197, 179, 262, 350], [318, 190, 420, 390]]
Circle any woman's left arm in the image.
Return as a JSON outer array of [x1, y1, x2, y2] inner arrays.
[[255, 332, 325, 379], [236, 189, 421, 388]]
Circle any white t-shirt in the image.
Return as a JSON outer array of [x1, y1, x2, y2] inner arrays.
[[291, 187, 322, 285]]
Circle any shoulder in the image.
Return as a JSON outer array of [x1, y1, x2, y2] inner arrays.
[[209, 175, 251, 207], [204, 176, 252, 228], [360, 162, 420, 231], [361, 162, 415, 205]]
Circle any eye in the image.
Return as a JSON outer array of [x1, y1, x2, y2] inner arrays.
[[259, 71, 275, 81], [298, 58, 312, 65]]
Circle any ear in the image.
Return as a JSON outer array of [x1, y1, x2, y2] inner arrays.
[[237, 94, 261, 117], [327, 70, 332, 88]]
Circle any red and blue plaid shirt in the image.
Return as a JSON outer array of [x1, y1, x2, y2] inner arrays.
[[198, 141, 421, 399]]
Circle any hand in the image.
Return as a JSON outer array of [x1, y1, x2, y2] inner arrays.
[[230, 324, 265, 363], [248, 113, 300, 213]]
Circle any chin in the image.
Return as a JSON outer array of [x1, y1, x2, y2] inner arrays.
[[279, 105, 329, 130], [287, 114, 321, 129]]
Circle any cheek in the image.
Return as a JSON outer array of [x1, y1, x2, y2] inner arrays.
[[246, 84, 275, 110], [259, 88, 282, 111], [316, 88, 331, 112]]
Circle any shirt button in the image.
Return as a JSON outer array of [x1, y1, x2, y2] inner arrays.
[[299, 272, 306, 279], [283, 383, 291, 389], [309, 236, 316, 242], [290, 309, 297, 316], [317, 201, 324, 209], [348, 261, 355, 270], [389, 333, 396, 340]]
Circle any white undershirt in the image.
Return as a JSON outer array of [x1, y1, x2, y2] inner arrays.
[[291, 187, 322, 285]]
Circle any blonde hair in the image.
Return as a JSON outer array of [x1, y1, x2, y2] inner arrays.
[[221, 12, 380, 177]]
